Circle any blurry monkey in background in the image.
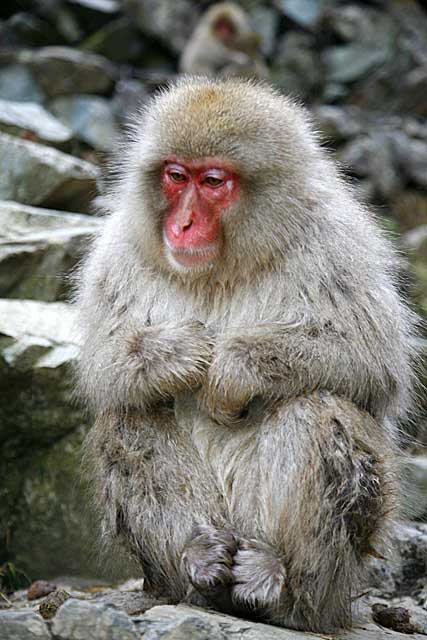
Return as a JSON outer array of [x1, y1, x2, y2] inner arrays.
[[76, 78, 417, 632], [180, 2, 268, 79]]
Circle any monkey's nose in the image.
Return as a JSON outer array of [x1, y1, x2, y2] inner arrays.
[[182, 219, 193, 231]]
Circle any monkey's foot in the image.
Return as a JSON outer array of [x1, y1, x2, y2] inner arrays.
[[231, 539, 287, 609], [181, 525, 238, 597]]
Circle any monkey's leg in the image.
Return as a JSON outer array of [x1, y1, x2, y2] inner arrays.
[[228, 391, 398, 632], [85, 403, 228, 603]]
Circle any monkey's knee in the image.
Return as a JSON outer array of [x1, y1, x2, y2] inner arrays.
[[302, 392, 396, 552]]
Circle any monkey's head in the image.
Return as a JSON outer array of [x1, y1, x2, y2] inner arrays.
[[207, 2, 262, 55], [118, 78, 331, 281]]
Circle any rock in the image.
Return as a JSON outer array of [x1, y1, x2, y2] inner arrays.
[[0, 99, 72, 145], [404, 456, 427, 519], [0, 47, 116, 97], [137, 602, 427, 639], [0, 200, 101, 300], [66, 0, 119, 13], [398, 68, 427, 117], [0, 299, 101, 579], [0, 64, 45, 103], [81, 17, 143, 64], [27, 580, 57, 601], [125, 0, 199, 54], [274, 0, 323, 29], [272, 32, 321, 99], [0, 610, 51, 640], [392, 132, 427, 189], [402, 225, 427, 316], [339, 134, 401, 198], [312, 105, 363, 142], [6, 11, 60, 48], [0, 298, 80, 451], [371, 603, 427, 634], [50, 95, 119, 151], [112, 79, 150, 122], [249, 6, 279, 57], [39, 589, 70, 620], [51, 599, 139, 640], [0, 132, 99, 212], [323, 45, 388, 85]]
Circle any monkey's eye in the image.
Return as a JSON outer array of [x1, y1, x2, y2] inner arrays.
[[169, 171, 187, 184], [203, 176, 225, 188]]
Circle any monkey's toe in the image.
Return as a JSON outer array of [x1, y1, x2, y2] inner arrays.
[[181, 525, 238, 596], [231, 539, 287, 609]]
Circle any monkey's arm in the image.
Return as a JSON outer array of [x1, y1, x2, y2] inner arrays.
[[78, 318, 213, 411], [204, 314, 410, 425]]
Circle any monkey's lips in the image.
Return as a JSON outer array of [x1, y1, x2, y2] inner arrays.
[[165, 238, 219, 269]]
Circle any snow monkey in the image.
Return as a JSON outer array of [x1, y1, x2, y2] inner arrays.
[[180, 2, 268, 79], [76, 78, 416, 632]]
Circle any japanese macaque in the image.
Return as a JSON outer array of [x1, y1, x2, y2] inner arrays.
[[179, 2, 268, 79], [76, 78, 417, 632]]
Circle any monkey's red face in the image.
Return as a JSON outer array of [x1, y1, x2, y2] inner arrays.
[[162, 157, 240, 269]]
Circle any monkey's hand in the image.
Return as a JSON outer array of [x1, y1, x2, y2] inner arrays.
[[202, 333, 266, 426], [126, 320, 214, 400]]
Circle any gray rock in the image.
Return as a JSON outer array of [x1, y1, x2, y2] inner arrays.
[[0, 299, 100, 580], [404, 455, 427, 518], [126, 0, 199, 54], [0, 132, 99, 212], [274, 0, 323, 29], [138, 602, 427, 639], [51, 599, 138, 640], [391, 132, 427, 188], [0, 64, 45, 104], [112, 79, 150, 123], [312, 105, 363, 142], [81, 17, 143, 64], [402, 227, 427, 317], [272, 32, 320, 99], [0, 610, 51, 640], [50, 95, 119, 151], [1, 47, 116, 97], [0, 99, 72, 144], [323, 45, 387, 84], [323, 6, 396, 86], [66, 0, 119, 13], [138, 605, 284, 639], [249, 6, 279, 57], [0, 200, 101, 300], [398, 67, 427, 117], [339, 134, 401, 198]]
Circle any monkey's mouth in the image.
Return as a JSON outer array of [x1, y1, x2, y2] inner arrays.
[[164, 236, 219, 269]]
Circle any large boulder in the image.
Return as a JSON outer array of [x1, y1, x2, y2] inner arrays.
[[0, 47, 116, 97], [0, 201, 102, 300], [0, 299, 94, 577], [0, 132, 99, 212], [0, 99, 72, 145]]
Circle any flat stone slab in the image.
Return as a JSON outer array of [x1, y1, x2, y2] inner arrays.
[[0, 99, 72, 144], [0, 200, 102, 300]]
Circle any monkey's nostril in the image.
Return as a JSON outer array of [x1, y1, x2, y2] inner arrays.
[[182, 219, 193, 231]]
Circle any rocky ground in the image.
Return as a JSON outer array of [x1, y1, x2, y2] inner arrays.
[[1, 522, 427, 638], [1, 0, 427, 638]]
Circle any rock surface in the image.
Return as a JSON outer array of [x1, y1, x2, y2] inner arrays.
[[0, 99, 72, 145], [0, 133, 99, 212], [0, 200, 101, 300]]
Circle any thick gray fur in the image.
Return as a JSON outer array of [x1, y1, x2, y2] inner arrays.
[[75, 78, 418, 632]]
